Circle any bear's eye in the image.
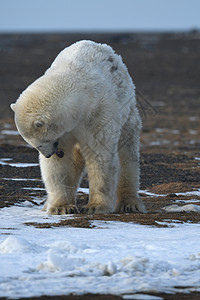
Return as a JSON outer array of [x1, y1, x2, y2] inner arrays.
[[34, 120, 44, 128], [43, 139, 50, 143], [38, 145, 42, 148]]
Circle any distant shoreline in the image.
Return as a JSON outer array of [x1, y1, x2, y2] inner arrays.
[[0, 29, 199, 35]]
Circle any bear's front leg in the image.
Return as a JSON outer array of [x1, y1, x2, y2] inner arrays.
[[81, 149, 120, 214], [40, 144, 84, 215]]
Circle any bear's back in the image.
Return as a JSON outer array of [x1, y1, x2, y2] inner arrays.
[[48, 40, 124, 74], [44, 40, 135, 109]]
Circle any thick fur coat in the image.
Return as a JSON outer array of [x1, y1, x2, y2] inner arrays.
[[11, 40, 146, 214]]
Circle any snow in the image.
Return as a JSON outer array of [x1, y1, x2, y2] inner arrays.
[[0, 158, 39, 168], [23, 187, 45, 191], [123, 295, 163, 300], [3, 178, 41, 181], [189, 116, 198, 122], [149, 140, 171, 146], [155, 128, 180, 134], [139, 190, 166, 197], [175, 199, 200, 204], [78, 187, 90, 194], [189, 130, 198, 135], [0, 201, 200, 299], [1, 129, 19, 135], [175, 189, 200, 197], [162, 204, 200, 212]]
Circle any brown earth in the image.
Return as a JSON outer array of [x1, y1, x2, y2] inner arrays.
[[0, 32, 200, 300]]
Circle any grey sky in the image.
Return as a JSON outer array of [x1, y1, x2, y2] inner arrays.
[[0, 0, 199, 32]]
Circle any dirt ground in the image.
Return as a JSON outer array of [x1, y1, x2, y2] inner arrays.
[[0, 32, 200, 300]]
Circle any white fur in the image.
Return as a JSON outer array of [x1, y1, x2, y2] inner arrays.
[[11, 40, 146, 214]]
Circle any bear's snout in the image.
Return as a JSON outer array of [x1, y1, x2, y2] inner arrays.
[[38, 141, 60, 158], [44, 142, 64, 159]]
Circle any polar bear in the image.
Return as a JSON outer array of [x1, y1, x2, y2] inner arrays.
[[10, 40, 146, 214]]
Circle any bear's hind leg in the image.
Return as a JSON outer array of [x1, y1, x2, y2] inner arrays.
[[116, 120, 146, 213], [41, 142, 85, 215]]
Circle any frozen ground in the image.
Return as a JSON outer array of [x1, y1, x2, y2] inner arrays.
[[0, 195, 200, 299]]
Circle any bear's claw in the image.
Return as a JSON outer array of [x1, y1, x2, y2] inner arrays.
[[116, 202, 147, 213], [47, 205, 78, 215], [80, 204, 112, 214]]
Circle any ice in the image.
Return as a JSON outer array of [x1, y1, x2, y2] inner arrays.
[[0, 202, 200, 298]]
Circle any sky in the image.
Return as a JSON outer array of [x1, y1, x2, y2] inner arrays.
[[0, 0, 200, 32]]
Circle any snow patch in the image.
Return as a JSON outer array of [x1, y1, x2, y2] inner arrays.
[[0, 198, 200, 298], [23, 187, 45, 191], [175, 199, 200, 204], [189, 130, 198, 135], [139, 190, 166, 197], [162, 204, 200, 212], [0, 236, 33, 253], [1, 130, 19, 135], [123, 294, 163, 300], [3, 178, 41, 181], [0, 158, 39, 168], [175, 189, 200, 197], [78, 187, 89, 194]]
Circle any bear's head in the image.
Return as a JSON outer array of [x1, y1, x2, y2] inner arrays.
[[10, 73, 83, 158], [10, 95, 63, 159]]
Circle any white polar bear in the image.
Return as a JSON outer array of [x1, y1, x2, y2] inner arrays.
[[11, 40, 146, 214]]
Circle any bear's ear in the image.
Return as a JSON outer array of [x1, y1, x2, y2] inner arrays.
[[33, 120, 44, 128], [10, 103, 16, 112]]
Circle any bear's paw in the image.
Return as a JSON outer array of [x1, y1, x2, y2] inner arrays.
[[47, 204, 78, 215], [116, 200, 147, 213], [80, 203, 112, 214]]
